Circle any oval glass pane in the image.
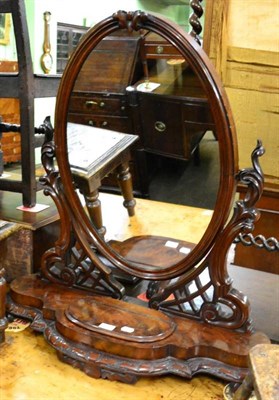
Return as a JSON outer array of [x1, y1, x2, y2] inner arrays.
[[66, 28, 219, 271], [54, 11, 237, 280]]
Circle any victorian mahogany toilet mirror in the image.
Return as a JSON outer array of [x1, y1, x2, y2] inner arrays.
[[52, 10, 235, 280], [8, 10, 268, 384]]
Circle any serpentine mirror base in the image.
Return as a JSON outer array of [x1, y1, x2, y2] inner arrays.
[[8, 275, 269, 384]]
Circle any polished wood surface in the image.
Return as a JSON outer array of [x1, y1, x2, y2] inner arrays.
[[9, 274, 270, 383]]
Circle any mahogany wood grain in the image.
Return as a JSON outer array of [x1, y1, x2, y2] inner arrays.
[[8, 274, 270, 383]]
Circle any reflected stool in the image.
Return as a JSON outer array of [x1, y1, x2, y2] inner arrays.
[[68, 123, 138, 237]]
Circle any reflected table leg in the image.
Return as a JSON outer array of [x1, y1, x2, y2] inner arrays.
[[116, 162, 136, 217], [83, 189, 106, 237]]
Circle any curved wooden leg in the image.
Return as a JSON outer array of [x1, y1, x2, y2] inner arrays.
[[116, 162, 136, 217], [83, 190, 106, 237]]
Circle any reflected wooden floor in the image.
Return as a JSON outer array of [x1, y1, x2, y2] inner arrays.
[[99, 192, 214, 244], [1, 330, 225, 400]]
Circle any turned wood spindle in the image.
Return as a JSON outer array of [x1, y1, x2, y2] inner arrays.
[[189, 0, 204, 45]]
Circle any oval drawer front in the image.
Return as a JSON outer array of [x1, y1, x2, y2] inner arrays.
[[65, 296, 176, 343]]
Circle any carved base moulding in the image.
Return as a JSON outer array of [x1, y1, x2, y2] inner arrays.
[[8, 275, 269, 384]]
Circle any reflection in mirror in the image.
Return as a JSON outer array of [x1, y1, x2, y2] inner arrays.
[[66, 28, 219, 267], [0, 13, 18, 71], [0, 13, 20, 179]]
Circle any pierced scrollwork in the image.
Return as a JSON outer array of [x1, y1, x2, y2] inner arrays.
[[42, 242, 124, 298], [113, 10, 148, 33], [148, 141, 265, 332], [236, 139, 265, 209], [39, 135, 125, 299]]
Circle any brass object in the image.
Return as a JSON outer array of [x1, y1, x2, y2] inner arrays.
[[156, 45, 164, 54], [154, 121, 166, 132], [85, 100, 98, 107], [40, 11, 53, 74]]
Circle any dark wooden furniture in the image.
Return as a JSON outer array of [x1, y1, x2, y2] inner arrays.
[[68, 123, 138, 236], [0, 0, 60, 207], [56, 22, 88, 74], [68, 31, 144, 133], [8, 11, 269, 384], [0, 190, 60, 281], [234, 183, 279, 275], [68, 29, 214, 196]]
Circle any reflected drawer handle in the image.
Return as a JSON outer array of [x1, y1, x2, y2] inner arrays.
[[154, 121, 166, 132], [101, 121, 108, 127], [99, 101, 105, 108], [156, 45, 164, 54], [88, 120, 95, 126], [85, 100, 98, 107]]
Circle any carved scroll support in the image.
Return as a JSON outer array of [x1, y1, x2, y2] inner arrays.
[[149, 141, 265, 332], [39, 136, 125, 299]]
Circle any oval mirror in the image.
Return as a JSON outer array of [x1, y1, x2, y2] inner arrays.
[[54, 11, 238, 280]]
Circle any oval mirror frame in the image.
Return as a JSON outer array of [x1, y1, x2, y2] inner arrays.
[[54, 11, 238, 280]]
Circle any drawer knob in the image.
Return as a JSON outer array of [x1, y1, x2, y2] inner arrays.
[[99, 101, 105, 108], [101, 121, 108, 127], [156, 45, 164, 55], [85, 100, 98, 107], [154, 121, 166, 132], [88, 120, 95, 126]]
